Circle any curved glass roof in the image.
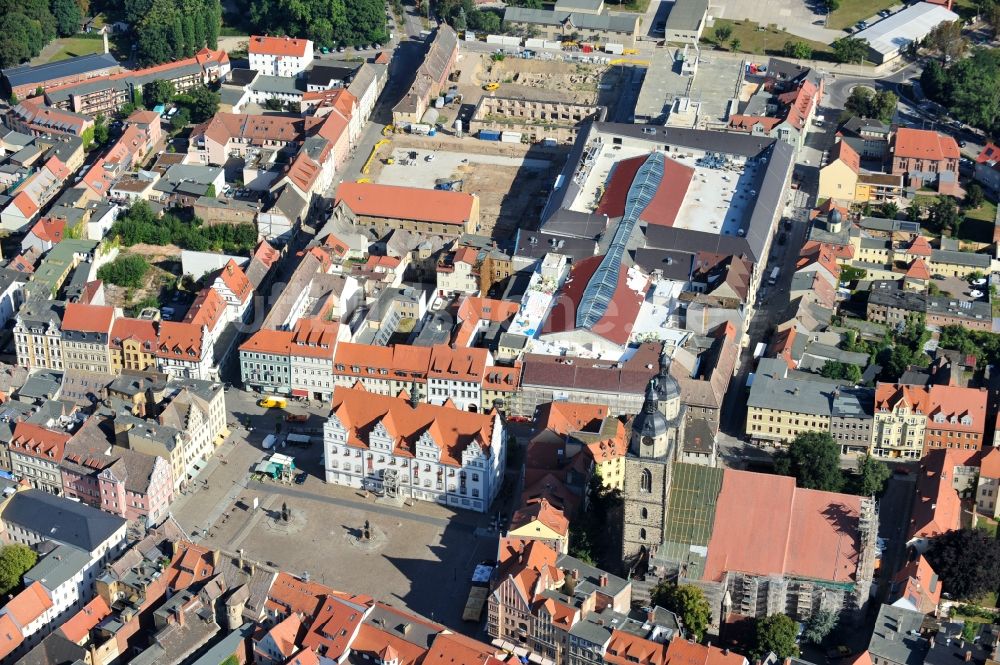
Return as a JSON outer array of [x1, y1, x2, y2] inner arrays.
[[575, 151, 663, 329]]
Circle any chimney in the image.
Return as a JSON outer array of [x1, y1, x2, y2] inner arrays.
[[571, 569, 580, 581], [965, 652, 972, 663], [723, 650, 730, 656], [647, 608, 655, 623], [599, 573, 608, 587], [103, 29, 109, 55], [174, 606, 186, 627]]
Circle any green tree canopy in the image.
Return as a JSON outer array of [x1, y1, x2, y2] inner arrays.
[[753, 614, 800, 660], [143, 79, 176, 108], [783, 40, 813, 59], [714, 24, 732, 43], [650, 583, 712, 641], [97, 254, 150, 287], [52, 0, 83, 36], [854, 455, 890, 497], [832, 37, 867, 64], [819, 361, 862, 384], [926, 528, 1000, 599], [802, 609, 837, 645], [774, 431, 844, 492], [0, 544, 38, 595]]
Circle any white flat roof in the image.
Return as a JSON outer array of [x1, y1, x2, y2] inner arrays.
[[855, 2, 959, 56], [571, 142, 754, 236]]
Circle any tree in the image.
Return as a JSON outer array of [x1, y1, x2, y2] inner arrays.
[[826, 0, 840, 10], [844, 86, 873, 117], [926, 528, 1000, 599], [0, 13, 41, 67], [143, 79, 176, 108], [714, 24, 732, 44], [802, 610, 838, 645], [774, 431, 844, 492], [783, 40, 813, 59], [925, 20, 966, 61], [929, 196, 961, 235], [907, 200, 922, 222], [753, 614, 800, 660], [729, 37, 741, 52], [880, 201, 899, 219], [183, 84, 219, 122], [965, 183, 985, 209], [264, 97, 285, 111], [205, 0, 220, 49], [93, 113, 109, 145], [870, 90, 897, 122], [170, 106, 191, 131], [0, 544, 38, 595], [181, 14, 196, 57], [819, 360, 862, 384], [855, 455, 891, 497], [650, 583, 712, 641], [96, 253, 150, 287], [51, 0, 82, 36], [832, 37, 867, 64]]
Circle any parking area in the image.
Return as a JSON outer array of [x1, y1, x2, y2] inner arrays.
[[373, 138, 560, 236], [707, 0, 845, 43]]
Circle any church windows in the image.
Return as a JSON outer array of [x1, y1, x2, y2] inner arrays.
[[640, 507, 648, 519], [640, 469, 652, 493], [640, 528, 647, 540]]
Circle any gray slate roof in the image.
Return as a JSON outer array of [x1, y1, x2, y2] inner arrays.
[[3, 489, 125, 553], [665, 0, 709, 32], [3, 53, 118, 88]]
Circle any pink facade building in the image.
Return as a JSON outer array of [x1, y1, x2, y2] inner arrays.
[[60, 417, 174, 525]]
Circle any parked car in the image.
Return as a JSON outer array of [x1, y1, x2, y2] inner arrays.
[[294, 472, 307, 485], [285, 413, 308, 423]]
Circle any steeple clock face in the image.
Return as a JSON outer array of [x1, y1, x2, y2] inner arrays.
[[642, 436, 654, 447]]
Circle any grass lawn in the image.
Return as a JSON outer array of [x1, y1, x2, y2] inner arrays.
[[603, 0, 651, 11], [47, 36, 107, 63], [702, 20, 832, 57], [958, 199, 998, 243], [951, 0, 981, 21], [827, 0, 896, 30]]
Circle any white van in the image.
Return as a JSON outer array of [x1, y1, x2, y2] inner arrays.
[[262, 434, 276, 450]]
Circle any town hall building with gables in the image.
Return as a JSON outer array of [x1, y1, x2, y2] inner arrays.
[[322, 386, 506, 513]]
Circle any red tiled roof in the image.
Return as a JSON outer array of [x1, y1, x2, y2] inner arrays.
[[265, 571, 336, 620], [61, 595, 112, 644], [110, 317, 157, 350], [300, 595, 368, 661], [249, 35, 311, 57], [11, 192, 39, 219], [29, 217, 66, 243], [511, 497, 569, 537], [975, 143, 1000, 170], [662, 638, 747, 665], [5, 581, 52, 627], [336, 182, 476, 226], [240, 329, 294, 355], [0, 614, 21, 659], [167, 541, 215, 590], [895, 128, 960, 161], [157, 321, 205, 360], [62, 302, 115, 333], [428, 344, 489, 383], [183, 287, 226, 331], [423, 631, 503, 665], [727, 115, 783, 133], [10, 422, 70, 461], [605, 630, 670, 665], [891, 555, 941, 614], [216, 259, 253, 304], [831, 140, 860, 173], [907, 235, 933, 257], [905, 258, 931, 281], [331, 386, 497, 466], [910, 449, 962, 540], [254, 239, 280, 267], [264, 614, 304, 659], [596, 154, 695, 228], [703, 470, 862, 583], [541, 255, 648, 346], [981, 447, 1000, 480]]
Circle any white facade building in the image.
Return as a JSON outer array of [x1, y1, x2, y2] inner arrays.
[[323, 388, 506, 513], [248, 35, 314, 78]]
